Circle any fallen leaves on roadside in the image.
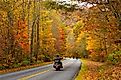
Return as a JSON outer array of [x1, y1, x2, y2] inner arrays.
[[76, 59, 121, 80], [99, 64, 121, 80], [0, 62, 52, 74]]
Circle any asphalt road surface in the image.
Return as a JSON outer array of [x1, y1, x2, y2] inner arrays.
[[0, 58, 81, 80]]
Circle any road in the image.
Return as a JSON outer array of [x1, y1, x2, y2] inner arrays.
[[0, 58, 81, 80]]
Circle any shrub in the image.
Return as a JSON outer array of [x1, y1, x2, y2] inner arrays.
[[22, 60, 30, 66], [107, 50, 121, 64], [12, 63, 21, 68], [0, 66, 5, 70], [43, 55, 51, 62]]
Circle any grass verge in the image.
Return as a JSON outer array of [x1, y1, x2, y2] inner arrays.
[[75, 59, 87, 80]]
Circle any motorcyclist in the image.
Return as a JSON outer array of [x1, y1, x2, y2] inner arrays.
[[54, 55, 63, 68]]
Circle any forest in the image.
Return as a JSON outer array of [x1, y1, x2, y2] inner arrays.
[[0, 0, 120, 73]]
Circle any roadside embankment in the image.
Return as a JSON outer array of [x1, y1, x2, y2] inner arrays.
[[75, 59, 121, 80]]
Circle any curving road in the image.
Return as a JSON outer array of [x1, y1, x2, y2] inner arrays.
[[0, 58, 81, 80]]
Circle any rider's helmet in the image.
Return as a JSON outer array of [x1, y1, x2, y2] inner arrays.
[[56, 55, 59, 57]]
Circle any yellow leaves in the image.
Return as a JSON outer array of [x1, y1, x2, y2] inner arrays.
[[73, 20, 84, 30], [46, 20, 53, 23], [41, 10, 50, 17], [87, 39, 97, 50], [76, 31, 85, 43], [0, 11, 7, 22], [86, 33, 100, 50]]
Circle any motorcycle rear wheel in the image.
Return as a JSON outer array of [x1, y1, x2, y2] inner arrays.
[[56, 68, 60, 71]]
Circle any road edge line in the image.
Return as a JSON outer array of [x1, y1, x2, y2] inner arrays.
[[72, 61, 82, 80]]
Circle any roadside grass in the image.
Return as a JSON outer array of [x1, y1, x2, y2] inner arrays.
[[0, 62, 52, 74], [75, 59, 88, 80]]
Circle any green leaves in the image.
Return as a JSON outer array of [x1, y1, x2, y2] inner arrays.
[[107, 50, 121, 64], [43, 0, 79, 12]]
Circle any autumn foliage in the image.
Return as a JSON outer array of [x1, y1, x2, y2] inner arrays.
[[0, 1, 121, 78], [15, 19, 29, 52]]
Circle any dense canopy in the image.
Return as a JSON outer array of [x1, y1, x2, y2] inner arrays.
[[0, 0, 120, 71]]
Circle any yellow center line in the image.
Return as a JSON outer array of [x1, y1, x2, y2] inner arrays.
[[18, 69, 50, 80]]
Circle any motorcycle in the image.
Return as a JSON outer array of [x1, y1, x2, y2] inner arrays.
[[53, 59, 63, 71]]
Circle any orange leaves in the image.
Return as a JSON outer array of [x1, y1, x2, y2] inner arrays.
[[17, 19, 27, 29], [15, 18, 29, 52], [19, 41, 29, 52], [59, 28, 65, 40], [19, 41, 24, 48], [78, 59, 121, 80], [16, 19, 28, 40], [20, 33, 28, 39], [99, 64, 121, 80], [15, 33, 28, 40], [23, 33, 28, 39]]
